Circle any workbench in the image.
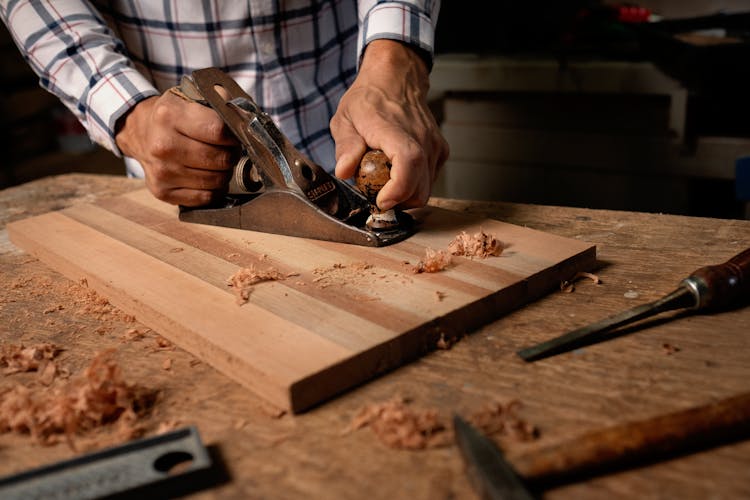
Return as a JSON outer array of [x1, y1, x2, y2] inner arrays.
[[1, 173, 749, 499]]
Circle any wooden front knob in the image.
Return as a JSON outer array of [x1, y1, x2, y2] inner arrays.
[[355, 150, 391, 206], [354, 149, 398, 229]]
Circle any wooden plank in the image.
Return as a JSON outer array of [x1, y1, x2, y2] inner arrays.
[[7, 189, 596, 412]]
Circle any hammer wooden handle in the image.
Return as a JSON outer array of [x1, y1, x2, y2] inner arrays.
[[512, 392, 750, 482]]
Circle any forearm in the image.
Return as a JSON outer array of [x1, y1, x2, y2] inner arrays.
[[0, 0, 157, 154]]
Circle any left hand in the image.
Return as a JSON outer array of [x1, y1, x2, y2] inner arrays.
[[331, 40, 449, 211]]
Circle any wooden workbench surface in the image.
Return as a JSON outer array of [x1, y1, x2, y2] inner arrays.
[[2, 174, 749, 499]]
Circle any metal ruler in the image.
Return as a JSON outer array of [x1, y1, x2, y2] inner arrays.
[[0, 426, 217, 499]]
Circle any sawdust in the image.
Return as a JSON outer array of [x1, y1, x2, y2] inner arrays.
[[227, 265, 290, 304], [0, 349, 158, 449], [413, 248, 452, 273], [67, 278, 135, 323], [346, 397, 539, 450], [313, 262, 370, 288], [448, 229, 505, 258], [560, 271, 601, 293]]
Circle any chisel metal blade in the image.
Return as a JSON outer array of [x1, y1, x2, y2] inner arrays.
[[517, 286, 696, 362]]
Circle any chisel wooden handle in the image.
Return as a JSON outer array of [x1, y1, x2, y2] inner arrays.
[[683, 247, 750, 309], [511, 392, 750, 483]]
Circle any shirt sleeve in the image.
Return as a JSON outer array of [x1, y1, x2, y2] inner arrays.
[[357, 0, 440, 70], [0, 0, 158, 155]]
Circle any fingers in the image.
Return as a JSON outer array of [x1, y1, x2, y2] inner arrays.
[[331, 115, 368, 180], [128, 92, 241, 206]]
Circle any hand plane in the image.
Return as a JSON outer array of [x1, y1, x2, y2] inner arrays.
[[173, 67, 414, 246]]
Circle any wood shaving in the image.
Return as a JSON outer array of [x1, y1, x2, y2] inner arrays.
[[258, 401, 287, 419], [169, 247, 184, 253], [560, 271, 602, 293], [469, 400, 539, 442], [345, 396, 449, 450], [39, 362, 58, 386], [227, 265, 288, 304], [0, 350, 158, 448], [154, 337, 173, 350], [156, 419, 182, 435], [436, 332, 461, 350], [662, 343, 681, 355], [448, 229, 505, 258], [1, 343, 62, 375], [121, 328, 147, 342], [413, 248, 452, 273], [347, 397, 539, 450]]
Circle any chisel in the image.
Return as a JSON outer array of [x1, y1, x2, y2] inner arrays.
[[518, 247, 750, 362]]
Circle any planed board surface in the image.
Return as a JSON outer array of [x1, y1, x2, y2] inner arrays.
[[7, 189, 595, 412]]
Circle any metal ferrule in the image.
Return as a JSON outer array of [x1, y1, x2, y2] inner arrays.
[[680, 276, 709, 309]]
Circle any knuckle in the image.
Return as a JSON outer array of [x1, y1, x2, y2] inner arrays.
[[149, 136, 174, 158], [193, 190, 214, 206], [205, 119, 225, 141]]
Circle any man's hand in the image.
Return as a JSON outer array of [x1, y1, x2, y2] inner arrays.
[[331, 39, 449, 211], [115, 91, 239, 206]]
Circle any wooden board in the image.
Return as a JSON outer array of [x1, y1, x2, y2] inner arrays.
[[7, 189, 595, 412]]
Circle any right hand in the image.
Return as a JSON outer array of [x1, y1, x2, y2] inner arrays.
[[115, 91, 239, 206]]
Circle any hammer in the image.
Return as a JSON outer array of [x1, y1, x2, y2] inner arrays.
[[454, 392, 750, 499]]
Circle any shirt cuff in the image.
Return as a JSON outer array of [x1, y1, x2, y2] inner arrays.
[[359, 2, 437, 70], [84, 67, 159, 156]]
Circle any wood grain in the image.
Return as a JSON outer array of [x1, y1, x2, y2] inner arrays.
[[7, 189, 595, 412]]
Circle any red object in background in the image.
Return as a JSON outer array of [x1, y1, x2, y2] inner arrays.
[[613, 4, 652, 23]]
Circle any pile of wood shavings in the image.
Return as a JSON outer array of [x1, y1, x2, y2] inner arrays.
[[1, 343, 62, 386], [468, 400, 539, 442], [1, 343, 61, 375], [413, 248, 452, 274], [226, 265, 292, 304], [0, 350, 157, 448], [448, 229, 505, 258], [346, 397, 539, 450], [345, 396, 449, 450]]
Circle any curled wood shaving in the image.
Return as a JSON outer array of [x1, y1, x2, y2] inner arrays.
[[448, 229, 505, 258], [413, 248, 452, 274], [560, 271, 601, 293], [227, 265, 288, 304], [0, 350, 158, 448], [1, 343, 62, 375]]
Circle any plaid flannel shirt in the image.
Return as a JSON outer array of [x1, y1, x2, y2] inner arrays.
[[0, 0, 440, 173]]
